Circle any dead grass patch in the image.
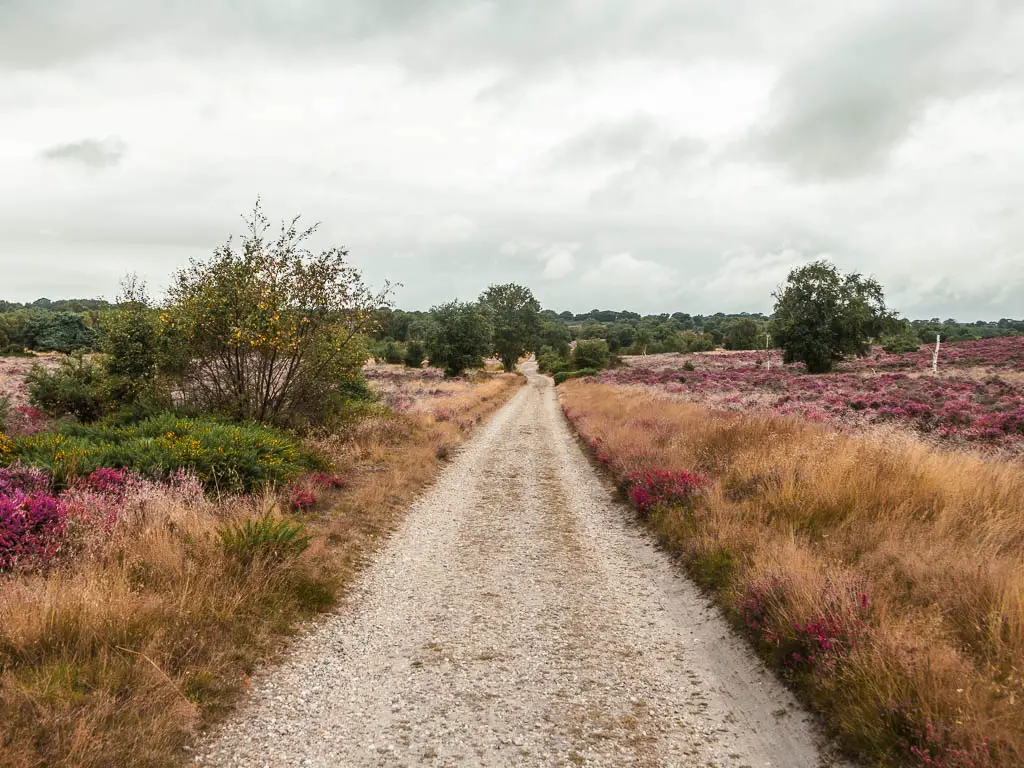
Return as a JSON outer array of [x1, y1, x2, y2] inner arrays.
[[560, 380, 1024, 767]]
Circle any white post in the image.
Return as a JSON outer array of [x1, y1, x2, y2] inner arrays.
[[765, 333, 771, 372], [932, 334, 941, 374]]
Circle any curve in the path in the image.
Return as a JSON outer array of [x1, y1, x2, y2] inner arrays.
[[198, 364, 841, 768]]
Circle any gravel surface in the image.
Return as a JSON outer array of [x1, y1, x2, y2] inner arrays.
[[197, 365, 844, 767]]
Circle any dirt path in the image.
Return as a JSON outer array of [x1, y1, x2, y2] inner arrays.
[[197, 365, 841, 767]]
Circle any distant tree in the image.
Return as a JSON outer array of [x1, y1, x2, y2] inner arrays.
[[571, 338, 610, 370], [403, 339, 426, 368], [632, 325, 653, 355], [480, 283, 541, 372], [772, 260, 894, 373], [24, 311, 96, 353], [679, 330, 715, 353], [533, 320, 572, 358], [101, 274, 161, 405], [427, 300, 493, 377], [723, 318, 763, 350]]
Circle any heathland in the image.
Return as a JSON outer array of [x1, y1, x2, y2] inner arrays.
[[3, 223, 1024, 767]]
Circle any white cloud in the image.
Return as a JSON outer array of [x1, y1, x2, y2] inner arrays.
[[538, 244, 577, 279], [581, 252, 676, 290], [1, 1, 1023, 319]]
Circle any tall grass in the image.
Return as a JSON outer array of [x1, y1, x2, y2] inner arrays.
[[560, 380, 1024, 767], [0, 373, 522, 768]]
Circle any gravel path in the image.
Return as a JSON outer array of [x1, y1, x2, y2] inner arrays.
[[197, 365, 842, 767]]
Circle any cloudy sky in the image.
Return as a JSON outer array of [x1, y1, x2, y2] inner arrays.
[[2, 1, 1023, 318]]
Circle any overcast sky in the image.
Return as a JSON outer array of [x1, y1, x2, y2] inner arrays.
[[2, 1, 1023, 319]]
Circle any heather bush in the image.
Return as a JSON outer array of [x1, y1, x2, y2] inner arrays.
[[288, 485, 318, 511], [622, 468, 708, 516], [0, 489, 66, 570]]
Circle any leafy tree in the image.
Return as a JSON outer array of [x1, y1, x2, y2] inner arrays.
[[480, 283, 541, 372], [101, 275, 161, 405], [533, 320, 571, 358], [772, 260, 894, 373], [679, 330, 715, 353], [427, 300, 493, 377], [403, 339, 426, 368], [723, 318, 763, 351], [632, 325, 653, 355], [160, 202, 390, 425], [571, 339, 610, 370], [18, 311, 96, 353]]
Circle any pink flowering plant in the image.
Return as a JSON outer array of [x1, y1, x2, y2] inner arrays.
[[603, 337, 1024, 453], [622, 468, 708, 516], [0, 465, 67, 570]]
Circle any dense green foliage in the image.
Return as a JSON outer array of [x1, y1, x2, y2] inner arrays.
[[571, 339, 611, 370], [480, 283, 541, 372], [426, 300, 493, 377], [723, 317, 766, 351], [553, 368, 599, 385], [772, 261, 895, 373], [880, 324, 924, 354], [403, 339, 426, 368], [101, 276, 162, 406], [26, 356, 111, 422], [4, 413, 313, 492]]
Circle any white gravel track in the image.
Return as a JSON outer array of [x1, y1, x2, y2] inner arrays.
[[197, 365, 843, 767]]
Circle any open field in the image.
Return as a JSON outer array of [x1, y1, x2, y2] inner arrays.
[[603, 336, 1024, 456], [559, 378, 1024, 767], [0, 359, 522, 768]]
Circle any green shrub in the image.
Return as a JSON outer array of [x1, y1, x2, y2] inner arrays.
[[217, 514, 311, 567], [26, 356, 111, 422], [6, 413, 314, 492], [553, 368, 598, 385], [101, 276, 161, 405], [537, 346, 572, 375], [880, 333, 921, 354], [382, 340, 406, 364], [403, 340, 426, 368], [0, 396, 8, 432], [571, 339, 610, 370]]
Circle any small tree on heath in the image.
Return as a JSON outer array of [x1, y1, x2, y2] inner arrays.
[[772, 260, 894, 373], [480, 283, 541, 372], [427, 300, 493, 377]]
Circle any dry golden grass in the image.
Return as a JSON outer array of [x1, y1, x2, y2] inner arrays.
[[560, 380, 1024, 767], [0, 373, 522, 768]]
